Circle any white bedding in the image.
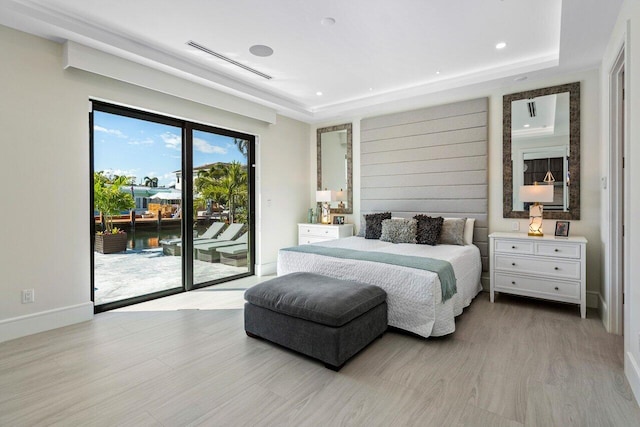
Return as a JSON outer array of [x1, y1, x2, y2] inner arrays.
[[277, 236, 482, 337]]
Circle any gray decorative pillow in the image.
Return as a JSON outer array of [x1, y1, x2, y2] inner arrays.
[[380, 218, 417, 244], [364, 212, 392, 239], [414, 215, 443, 245], [356, 215, 366, 237], [439, 217, 466, 245]]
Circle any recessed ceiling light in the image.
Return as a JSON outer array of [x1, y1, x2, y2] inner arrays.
[[249, 44, 274, 57], [321, 17, 336, 26], [524, 124, 530, 128], [496, 42, 507, 50], [514, 76, 528, 82], [316, 91, 323, 96]]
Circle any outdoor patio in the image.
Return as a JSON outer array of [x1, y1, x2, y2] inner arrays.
[[94, 248, 247, 305]]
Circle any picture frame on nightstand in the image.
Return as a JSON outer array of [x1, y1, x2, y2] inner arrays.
[[332, 215, 345, 225], [555, 220, 570, 238]]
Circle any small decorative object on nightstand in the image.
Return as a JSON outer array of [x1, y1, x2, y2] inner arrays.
[[489, 232, 587, 318], [298, 223, 353, 245]]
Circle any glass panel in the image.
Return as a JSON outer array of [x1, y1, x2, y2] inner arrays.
[[192, 130, 250, 285], [93, 111, 182, 306]]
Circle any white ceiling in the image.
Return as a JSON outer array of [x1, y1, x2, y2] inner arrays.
[[0, 0, 623, 123]]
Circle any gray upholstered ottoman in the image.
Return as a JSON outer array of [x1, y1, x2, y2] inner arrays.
[[244, 272, 387, 371]]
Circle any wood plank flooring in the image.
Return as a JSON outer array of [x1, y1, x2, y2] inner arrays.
[[1, 276, 638, 426]]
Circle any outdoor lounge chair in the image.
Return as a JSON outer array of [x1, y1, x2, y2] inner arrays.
[[195, 231, 248, 263], [160, 222, 230, 256], [217, 243, 248, 267]]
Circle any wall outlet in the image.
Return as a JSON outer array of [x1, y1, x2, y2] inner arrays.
[[22, 289, 35, 304], [511, 221, 520, 231]]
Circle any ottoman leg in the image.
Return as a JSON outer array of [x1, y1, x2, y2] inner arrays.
[[246, 330, 261, 339]]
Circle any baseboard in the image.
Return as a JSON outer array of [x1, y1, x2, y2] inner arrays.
[[625, 351, 640, 406], [586, 291, 600, 309], [599, 293, 609, 331], [0, 302, 94, 344], [255, 262, 276, 277]]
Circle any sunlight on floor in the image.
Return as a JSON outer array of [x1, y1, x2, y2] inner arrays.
[[112, 275, 275, 312]]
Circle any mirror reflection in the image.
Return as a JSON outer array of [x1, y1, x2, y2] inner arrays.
[[317, 123, 353, 214], [511, 92, 570, 212], [502, 81, 580, 220]]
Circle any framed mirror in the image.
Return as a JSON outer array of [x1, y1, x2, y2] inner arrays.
[[503, 82, 580, 220], [317, 123, 353, 214]]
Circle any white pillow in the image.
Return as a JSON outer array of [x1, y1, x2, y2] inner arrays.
[[444, 217, 475, 245], [464, 218, 475, 245]]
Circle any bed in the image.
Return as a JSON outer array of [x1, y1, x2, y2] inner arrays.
[[277, 236, 482, 338]]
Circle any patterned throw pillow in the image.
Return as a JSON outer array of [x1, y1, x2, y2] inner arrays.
[[439, 217, 466, 245], [380, 218, 418, 244], [414, 215, 444, 245], [364, 212, 392, 239]]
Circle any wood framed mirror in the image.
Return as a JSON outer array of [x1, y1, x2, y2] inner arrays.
[[503, 82, 580, 220], [317, 123, 353, 214]]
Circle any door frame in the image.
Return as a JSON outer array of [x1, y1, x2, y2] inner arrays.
[[607, 40, 630, 336]]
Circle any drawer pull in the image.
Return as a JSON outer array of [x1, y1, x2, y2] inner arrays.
[[512, 245, 516, 249], [325, 231, 328, 234], [554, 249, 559, 252], [554, 267, 559, 270], [554, 287, 559, 291], [512, 262, 516, 266], [511, 281, 516, 285]]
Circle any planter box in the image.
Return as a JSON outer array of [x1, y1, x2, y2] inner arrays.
[[95, 232, 128, 254]]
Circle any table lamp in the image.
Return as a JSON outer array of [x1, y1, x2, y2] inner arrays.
[[316, 190, 332, 224], [334, 189, 346, 210], [519, 184, 554, 236]]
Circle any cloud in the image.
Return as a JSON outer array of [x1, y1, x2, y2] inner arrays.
[[101, 168, 138, 179], [128, 138, 154, 146], [161, 132, 181, 150], [94, 125, 127, 138], [194, 137, 228, 155]]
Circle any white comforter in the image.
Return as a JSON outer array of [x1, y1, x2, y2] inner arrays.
[[277, 236, 482, 337]]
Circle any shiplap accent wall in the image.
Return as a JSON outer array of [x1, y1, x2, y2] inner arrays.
[[361, 97, 489, 279]]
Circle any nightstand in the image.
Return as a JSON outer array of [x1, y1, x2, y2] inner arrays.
[[298, 223, 353, 245], [489, 232, 587, 318]]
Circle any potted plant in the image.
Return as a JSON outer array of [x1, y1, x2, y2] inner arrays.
[[94, 173, 135, 254]]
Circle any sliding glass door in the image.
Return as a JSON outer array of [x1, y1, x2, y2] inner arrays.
[[91, 102, 254, 311], [191, 128, 253, 287]]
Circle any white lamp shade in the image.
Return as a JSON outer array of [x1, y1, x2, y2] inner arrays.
[[519, 185, 554, 203], [333, 190, 346, 201], [316, 190, 332, 203]]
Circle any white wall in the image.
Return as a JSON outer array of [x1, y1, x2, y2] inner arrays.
[[600, 0, 640, 404], [0, 25, 310, 342], [312, 68, 602, 304]]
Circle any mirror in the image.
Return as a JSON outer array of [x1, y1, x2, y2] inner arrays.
[[503, 82, 580, 220], [317, 123, 353, 214]]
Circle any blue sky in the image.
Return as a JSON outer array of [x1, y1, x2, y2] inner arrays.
[[94, 111, 247, 187]]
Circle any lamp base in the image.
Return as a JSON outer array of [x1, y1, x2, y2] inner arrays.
[[528, 204, 544, 237]]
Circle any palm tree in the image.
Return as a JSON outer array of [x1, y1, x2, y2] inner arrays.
[[195, 163, 227, 214], [234, 138, 249, 158], [212, 161, 247, 223], [143, 176, 152, 187], [150, 177, 158, 188]]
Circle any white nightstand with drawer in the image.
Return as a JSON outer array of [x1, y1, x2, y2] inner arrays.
[[298, 223, 353, 245], [489, 232, 587, 318]]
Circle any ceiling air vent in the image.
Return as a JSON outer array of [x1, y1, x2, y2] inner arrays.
[[527, 100, 536, 117], [186, 40, 273, 80]]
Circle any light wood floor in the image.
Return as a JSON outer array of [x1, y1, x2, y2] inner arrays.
[[1, 276, 638, 426]]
